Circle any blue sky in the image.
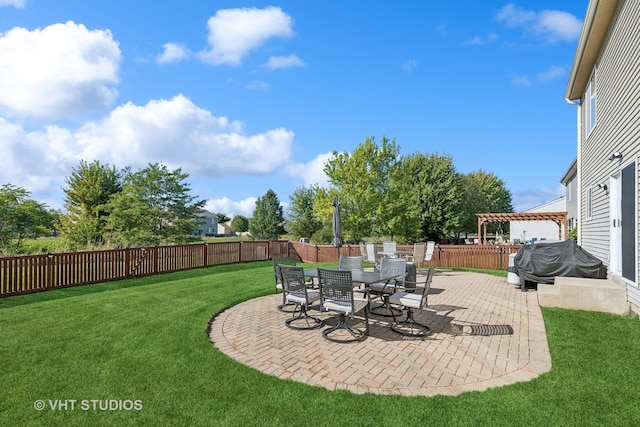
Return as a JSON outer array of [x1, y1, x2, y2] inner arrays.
[[0, 0, 585, 217]]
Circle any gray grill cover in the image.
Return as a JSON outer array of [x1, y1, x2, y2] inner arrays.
[[508, 240, 607, 284]]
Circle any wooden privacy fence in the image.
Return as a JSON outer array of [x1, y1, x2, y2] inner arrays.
[[0, 240, 521, 297], [0, 241, 292, 297], [290, 242, 522, 270]]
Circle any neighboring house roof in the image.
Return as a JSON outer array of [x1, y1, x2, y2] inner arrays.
[[524, 197, 566, 213], [560, 158, 577, 185], [565, 0, 620, 100]]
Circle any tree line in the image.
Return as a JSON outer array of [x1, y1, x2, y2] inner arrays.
[[284, 136, 513, 244], [0, 161, 208, 255], [0, 136, 513, 255]]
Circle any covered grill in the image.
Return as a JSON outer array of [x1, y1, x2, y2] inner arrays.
[[508, 240, 607, 291]]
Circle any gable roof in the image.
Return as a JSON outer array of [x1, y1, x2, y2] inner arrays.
[[565, 0, 620, 101]]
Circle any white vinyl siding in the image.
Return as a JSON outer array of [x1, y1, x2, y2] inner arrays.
[[574, 0, 640, 303], [585, 71, 597, 136]]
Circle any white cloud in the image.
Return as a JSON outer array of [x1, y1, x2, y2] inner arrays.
[[496, 4, 582, 43], [463, 36, 484, 46], [535, 10, 583, 42], [496, 4, 536, 27], [463, 33, 498, 46], [537, 65, 567, 81], [246, 80, 270, 91], [199, 6, 294, 66], [157, 42, 190, 64], [0, 0, 26, 8], [205, 197, 257, 218], [0, 21, 121, 120], [286, 152, 332, 189], [75, 95, 294, 175], [265, 54, 305, 70], [511, 75, 532, 86], [512, 65, 567, 87], [0, 95, 295, 207], [401, 59, 417, 73]]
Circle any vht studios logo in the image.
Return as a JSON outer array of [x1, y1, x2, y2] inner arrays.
[[34, 399, 143, 411]]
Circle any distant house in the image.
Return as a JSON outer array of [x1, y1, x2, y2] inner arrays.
[[217, 222, 234, 236], [510, 197, 567, 244], [194, 210, 218, 236], [565, 0, 638, 306], [560, 158, 578, 234]]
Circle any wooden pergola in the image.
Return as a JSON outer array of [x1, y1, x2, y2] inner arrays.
[[476, 212, 568, 245]]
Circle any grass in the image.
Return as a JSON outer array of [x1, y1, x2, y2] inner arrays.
[[2, 262, 640, 426]]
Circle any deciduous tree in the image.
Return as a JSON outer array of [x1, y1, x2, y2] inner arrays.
[[104, 163, 205, 246], [323, 136, 400, 242], [230, 215, 249, 233], [287, 186, 322, 239], [457, 170, 514, 236], [0, 183, 53, 255], [396, 152, 461, 241]]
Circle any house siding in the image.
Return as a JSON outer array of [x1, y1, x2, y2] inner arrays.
[[510, 197, 567, 244], [575, 0, 640, 305]]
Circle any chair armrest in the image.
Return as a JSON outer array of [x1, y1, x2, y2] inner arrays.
[[393, 281, 427, 294]]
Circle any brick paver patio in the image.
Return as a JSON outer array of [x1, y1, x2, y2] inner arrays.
[[208, 270, 551, 397]]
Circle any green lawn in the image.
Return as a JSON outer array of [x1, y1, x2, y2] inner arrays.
[[1, 262, 640, 426]]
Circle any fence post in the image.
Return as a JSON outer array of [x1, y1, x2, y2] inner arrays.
[[46, 254, 54, 289]]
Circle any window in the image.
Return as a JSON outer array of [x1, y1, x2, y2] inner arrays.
[[585, 70, 597, 135], [585, 187, 592, 220]]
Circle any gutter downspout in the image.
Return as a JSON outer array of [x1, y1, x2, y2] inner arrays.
[[565, 98, 582, 246]]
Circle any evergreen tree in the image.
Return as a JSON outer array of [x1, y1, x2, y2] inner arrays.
[[60, 160, 122, 249], [249, 189, 285, 240]]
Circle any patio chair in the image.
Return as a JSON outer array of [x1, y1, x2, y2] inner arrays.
[[365, 242, 379, 269], [383, 241, 398, 258], [388, 267, 435, 337], [367, 257, 407, 317], [279, 265, 323, 330], [405, 242, 426, 265], [425, 241, 435, 262], [338, 255, 363, 271], [317, 268, 369, 343], [359, 242, 367, 259], [273, 256, 298, 312]]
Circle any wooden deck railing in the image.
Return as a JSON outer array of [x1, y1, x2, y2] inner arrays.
[[0, 241, 521, 297]]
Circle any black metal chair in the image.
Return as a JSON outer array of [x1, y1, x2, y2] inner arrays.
[[279, 265, 323, 330], [317, 268, 369, 343], [272, 256, 298, 312], [367, 257, 407, 317], [387, 267, 435, 337]]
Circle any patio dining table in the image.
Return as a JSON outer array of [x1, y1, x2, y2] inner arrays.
[[303, 268, 402, 287]]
